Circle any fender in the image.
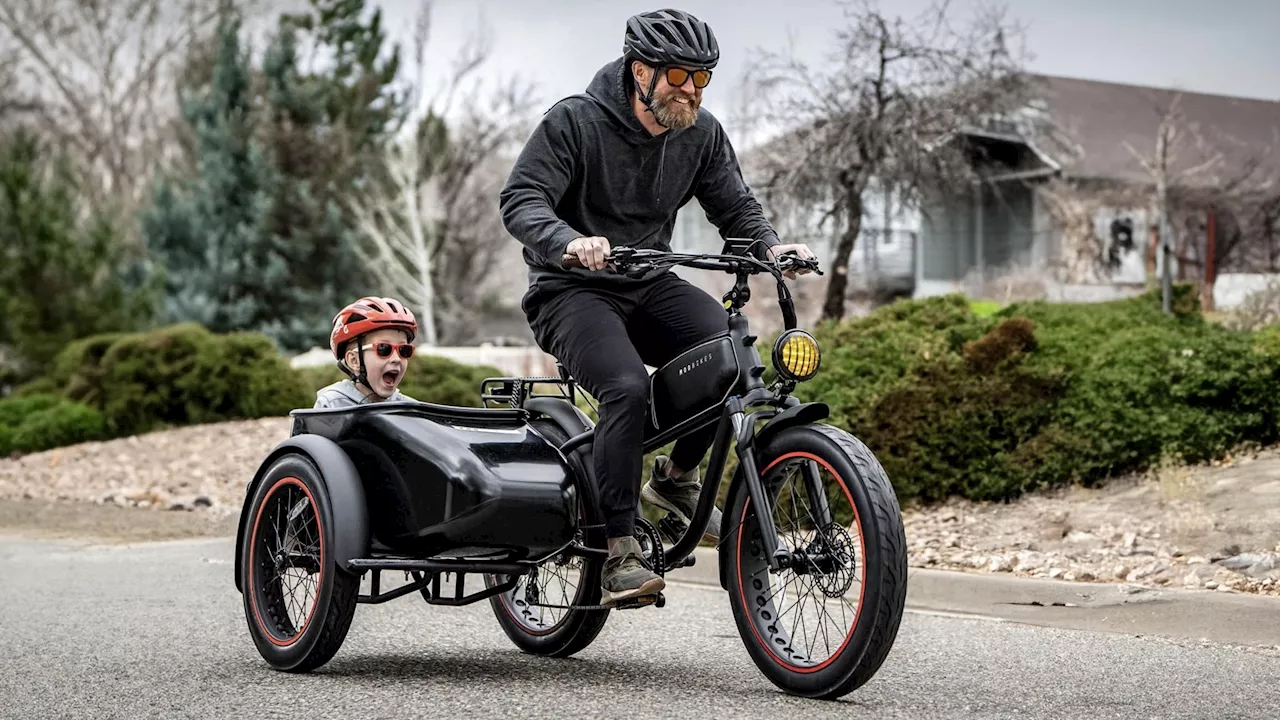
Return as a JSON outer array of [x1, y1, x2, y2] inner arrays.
[[716, 400, 830, 591], [754, 401, 829, 449], [233, 433, 370, 592], [525, 397, 594, 437]]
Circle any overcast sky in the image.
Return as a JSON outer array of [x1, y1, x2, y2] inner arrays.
[[372, 0, 1279, 129]]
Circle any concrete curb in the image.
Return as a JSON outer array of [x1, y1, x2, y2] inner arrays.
[[667, 546, 1280, 649]]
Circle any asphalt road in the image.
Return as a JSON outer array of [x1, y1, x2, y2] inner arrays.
[[2, 535, 1278, 720]]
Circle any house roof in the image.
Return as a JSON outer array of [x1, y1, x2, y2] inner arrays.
[[1028, 74, 1280, 189]]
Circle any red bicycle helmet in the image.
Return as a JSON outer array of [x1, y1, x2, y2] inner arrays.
[[330, 296, 418, 360]]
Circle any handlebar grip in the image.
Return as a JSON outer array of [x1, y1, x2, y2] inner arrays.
[[562, 253, 583, 269]]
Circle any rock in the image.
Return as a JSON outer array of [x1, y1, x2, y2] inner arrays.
[[1183, 571, 1203, 588], [1076, 570, 1096, 582], [1014, 551, 1045, 573], [193, 495, 213, 508], [168, 500, 193, 512], [1187, 556, 1209, 565], [1113, 565, 1132, 581], [1215, 553, 1280, 579], [1048, 567, 1066, 579], [1122, 531, 1137, 549], [988, 556, 1011, 572], [1206, 580, 1220, 590], [1064, 571, 1077, 581]]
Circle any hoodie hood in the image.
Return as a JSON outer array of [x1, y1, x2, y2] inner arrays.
[[584, 57, 662, 146]]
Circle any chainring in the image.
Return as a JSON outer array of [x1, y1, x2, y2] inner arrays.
[[634, 517, 666, 577]]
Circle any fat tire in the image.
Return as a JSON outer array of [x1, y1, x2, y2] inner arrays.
[[240, 453, 361, 672], [487, 417, 609, 657], [724, 423, 907, 699]]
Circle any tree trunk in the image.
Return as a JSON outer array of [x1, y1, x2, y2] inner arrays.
[[821, 185, 864, 321]]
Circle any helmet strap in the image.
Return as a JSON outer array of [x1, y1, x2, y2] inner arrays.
[[338, 335, 374, 393], [633, 64, 668, 129]]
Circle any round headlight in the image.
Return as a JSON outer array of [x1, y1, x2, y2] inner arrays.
[[773, 330, 821, 382]]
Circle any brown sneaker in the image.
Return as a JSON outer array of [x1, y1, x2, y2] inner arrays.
[[601, 536, 665, 607], [641, 455, 722, 544]]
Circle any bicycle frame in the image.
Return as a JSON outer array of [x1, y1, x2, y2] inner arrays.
[[482, 242, 834, 574]]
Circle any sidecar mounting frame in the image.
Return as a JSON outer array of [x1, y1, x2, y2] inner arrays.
[[355, 565, 520, 607]]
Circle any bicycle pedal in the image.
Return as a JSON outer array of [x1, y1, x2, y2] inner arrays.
[[658, 515, 688, 541], [614, 592, 664, 610]]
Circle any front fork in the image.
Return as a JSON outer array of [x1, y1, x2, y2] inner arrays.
[[660, 395, 836, 575], [730, 399, 835, 573]]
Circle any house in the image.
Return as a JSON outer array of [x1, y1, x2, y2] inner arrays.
[[672, 74, 1280, 312]]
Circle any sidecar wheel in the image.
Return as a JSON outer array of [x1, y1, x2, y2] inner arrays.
[[724, 424, 907, 700], [240, 453, 360, 672], [488, 418, 609, 657]]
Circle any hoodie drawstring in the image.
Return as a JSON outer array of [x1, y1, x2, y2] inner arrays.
[[657, 133, 668, 204]]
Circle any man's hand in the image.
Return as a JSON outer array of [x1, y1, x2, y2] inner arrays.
[[564, 236, 611, 271], [767, 243, 817, 279]]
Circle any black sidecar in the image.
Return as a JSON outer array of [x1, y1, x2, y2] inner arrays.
[[232, 398, 600, 673]]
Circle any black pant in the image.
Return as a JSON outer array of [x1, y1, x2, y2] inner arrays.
[[525, 272, 728, 538]]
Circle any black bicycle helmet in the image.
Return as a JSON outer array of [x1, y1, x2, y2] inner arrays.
[[623, 9, 719, 70]]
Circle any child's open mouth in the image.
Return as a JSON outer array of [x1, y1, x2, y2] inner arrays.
[[381, 369, 400, 388]]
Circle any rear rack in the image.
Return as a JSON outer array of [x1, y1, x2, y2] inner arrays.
[[480, 363, 593, 411]]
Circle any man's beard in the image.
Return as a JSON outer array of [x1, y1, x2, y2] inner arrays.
[[651, 91, 699, 129]]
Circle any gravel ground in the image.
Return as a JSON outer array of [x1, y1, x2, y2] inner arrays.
[[2, 416, 1278, 597]]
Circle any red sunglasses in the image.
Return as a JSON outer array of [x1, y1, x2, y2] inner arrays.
[[362, 342, 414, 359]]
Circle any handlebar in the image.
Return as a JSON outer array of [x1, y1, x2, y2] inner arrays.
[[559, 246, 823, 277], [557, 244, 822, 330]]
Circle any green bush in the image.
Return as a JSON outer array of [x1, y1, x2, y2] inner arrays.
[[53, 332, 129, 408], [794, 294, 991, 432], [9, 401, 107, 454], [0, 393, 63, 427], [856, 317, 1069, 502], [180, 331, 311, 423], [94, 323, 217, 435], [297, 364, 346, 396], [0, 393, 106, 456], [40, 323, 311, 436], [764, 285, 1280, 505]]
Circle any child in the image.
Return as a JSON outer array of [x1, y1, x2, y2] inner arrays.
[[315, 296, 419, 408]]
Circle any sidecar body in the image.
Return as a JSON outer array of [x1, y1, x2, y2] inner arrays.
[[233, 400, 581, 594]]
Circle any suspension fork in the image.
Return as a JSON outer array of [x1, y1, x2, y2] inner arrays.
[[729, 397, 792, 572], [777, 396, 834, 532]]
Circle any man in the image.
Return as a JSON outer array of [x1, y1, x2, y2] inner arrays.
[[499, 8, 814, 607]]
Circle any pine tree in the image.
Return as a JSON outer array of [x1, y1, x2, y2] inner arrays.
[[253, 0, 410, 348], [141, 6, 316, 347], [0, 128, 157, 376]]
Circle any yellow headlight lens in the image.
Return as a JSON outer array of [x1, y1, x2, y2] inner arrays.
[[774, 330, 821, 381]]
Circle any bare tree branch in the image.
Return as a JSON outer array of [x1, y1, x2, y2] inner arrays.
[[0, 0, 233, 225], [347, 0, 539, 345], [744, 0, 1037, 319]]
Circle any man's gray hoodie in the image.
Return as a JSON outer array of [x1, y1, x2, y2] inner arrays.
[[498, 56, 780, 305]]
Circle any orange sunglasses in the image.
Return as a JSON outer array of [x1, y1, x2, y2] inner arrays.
[[663, 66, 712, 89]]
